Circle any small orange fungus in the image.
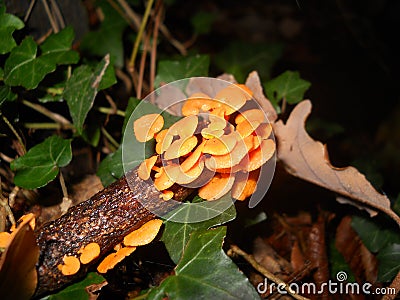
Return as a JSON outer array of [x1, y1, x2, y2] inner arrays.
[[164, 136, 198, 160], [203, 134, 237, 155], [138, 155, 158, 180], [231, 170, 260, 201], [198, 173, 235, 201], [123, 219, 163, 247], [58, 255, 80, 276], [235, 109, 265, 125], [97, 246, 136, 274], [134, 114, 164, 142], [78, 242, 101, 264]]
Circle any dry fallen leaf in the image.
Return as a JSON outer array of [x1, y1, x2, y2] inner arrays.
[[0, 215, 40, 299], [274, 100, 400, 226], [245, 71, 278, 123]]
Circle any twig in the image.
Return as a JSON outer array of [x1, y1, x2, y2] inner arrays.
[[137, 31, 151, 99], [229, 244, 310, 300], [24, 0, 37, 22], [23, 123, 74, 130], [101, 127, 119, 150], [21, 99, 72, 129], [0, 112, 26, 154], [128, 0, 155, 72], [49, 0, 65, 29], [158, 23, 187, 56], [149, 0, 162, 92], [96, 106, 125, 117], [115, 0, 141, 29], [8, 186, 20, 209], [58, 172, 68, 200], [0, 194, 16, 226], [115, 68, 133, 94], [41, 0, 59, 33]]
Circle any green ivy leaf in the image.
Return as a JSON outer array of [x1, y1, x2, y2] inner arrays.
[[154, 55, 209, 87], [214, 41, 282, 83], [4, 27, 79, 89], [161, 198, 236, 263], [96, 147, 124, 187], [351, 215, 400, 253], [63, 55, 110, 134], [148, 227, 260, 300], [10, 136, 72, 189], [42, 272, 105, 300], [265, 70, 311, 105], [80, 0, 127, 68], [0, 84, 17, 107], [0, 5, 24, 54], [377, 243, 400, 282]]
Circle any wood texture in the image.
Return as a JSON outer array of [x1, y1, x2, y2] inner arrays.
[[34, 168, 192, 297]]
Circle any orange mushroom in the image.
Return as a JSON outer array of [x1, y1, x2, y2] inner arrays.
[[241, 139, 276, 172], [235, 109, 265, 125], [138, 155, 158, 180], [58, 255, 81, 276], [181, 141, 206, 172], [205, 140, 249, 170], [134, 114, 164, 142], [255, 123, 272, 139], [0, 232, 11, 248], [160, 190, 174, 201], [198, 173, 235, 201], [181, 93, 220, 116], [78, 242, 101, 264], [234, 83, 253, 98], [214, 84, 250, 115], [201, 127, 224, 139], [174, 160, 205, 185], [203, 134, 237, 156], [155, 129, 173, 154], [97, 246, 136, 274], [231, 170, 260, 201], [154, 166, 176, 191], [236, 119, 261, 138], [164, 136, 198, 160], [10, 213, 36, 231], [167, 115, 198, 138], [123, 219, 163, 247]]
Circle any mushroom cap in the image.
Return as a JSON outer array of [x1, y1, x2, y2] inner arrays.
[[236, 119, 261, 138], [205, 140, 248, 170], [240, 139, 276, 172], [97, 246, 136, 274], [167, 115, 198, 138], [214, 84, 249, 115], [181, 141, 205, 172], [78, 242, 101, 265], [138, 155, 158, 180], [58, 255, 80, 276], [231, 170, 260, 201], [134, 114, 164, 143], [154, 166, 176, 191], [164, 136, 198, 160], [203, 134, 237, 156], [181, 93, 220, 116], [123, 219, 163, 247], [198, 173, 235, 201], [255, 123, 272, 139], [235, 109, 266, 125]]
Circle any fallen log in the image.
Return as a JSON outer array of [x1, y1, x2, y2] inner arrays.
[[34, 167, 193, 297]]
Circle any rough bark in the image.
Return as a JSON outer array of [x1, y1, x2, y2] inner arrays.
[[34, 168, 193, 297]]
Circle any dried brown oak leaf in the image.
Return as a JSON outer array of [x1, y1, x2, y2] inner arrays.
[[273, 100, 400, 227]]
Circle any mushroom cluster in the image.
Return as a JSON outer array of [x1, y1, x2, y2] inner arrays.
[[134, 83, 276, 201]]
